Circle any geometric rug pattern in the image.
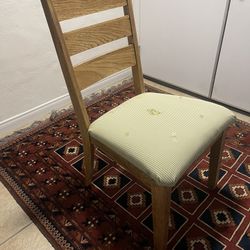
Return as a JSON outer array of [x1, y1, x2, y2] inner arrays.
[[0, 84, 249, 249]]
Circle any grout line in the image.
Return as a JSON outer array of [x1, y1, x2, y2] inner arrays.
[[0, 222, 33, 247]]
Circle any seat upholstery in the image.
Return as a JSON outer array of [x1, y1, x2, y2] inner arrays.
[[89, 93, 235, 186]]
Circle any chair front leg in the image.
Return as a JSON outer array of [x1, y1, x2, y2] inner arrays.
[[152, 185, 171, 250], [208, 132, 226, 189]]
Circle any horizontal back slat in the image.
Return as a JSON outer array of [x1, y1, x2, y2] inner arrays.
[[64, 16, 132, 56], [52, 0, 127, 21], [74, 45, 136, 90]]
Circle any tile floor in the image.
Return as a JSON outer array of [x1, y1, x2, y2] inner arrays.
[[0, 80, 249, 249], [0, 182, 53, 250]]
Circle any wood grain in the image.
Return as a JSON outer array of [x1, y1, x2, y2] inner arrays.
[[41, 0, 94, 188], [74, 45, 136, 90], [41, 2, 229, 249], [52, 0, 127, 21], [64, 16, 132, 56], [152, 186, 171, 250], [123, 0, 145, 94]]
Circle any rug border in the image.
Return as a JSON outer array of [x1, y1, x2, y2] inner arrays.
[[0, 166, 73, 250]]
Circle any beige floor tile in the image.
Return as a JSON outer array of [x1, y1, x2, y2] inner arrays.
[[0, 223, 53, 250], [0, 182, 31, 245]]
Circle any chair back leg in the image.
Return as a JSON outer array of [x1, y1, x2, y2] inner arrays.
[[152, 186, 171, 250], [83, 142, 95, 186], [208, 132, 226, 189]]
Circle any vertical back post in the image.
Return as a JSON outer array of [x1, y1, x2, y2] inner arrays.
[[41, 0, 94, 181], [41, 0, 91, 138], [124, 0, 145, 94]]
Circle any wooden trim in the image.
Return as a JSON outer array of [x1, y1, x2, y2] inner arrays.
[[124, 0, 145, 94], [152, 186, 171, 250], [74, 45, 136, 90], [51, 0, 127, 21], [90, 136, 155, 188], [208, 132, 226, 189], [64, 16, 132, 56]]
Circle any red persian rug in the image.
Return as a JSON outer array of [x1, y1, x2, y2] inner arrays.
[[0, 84, 249, 250]]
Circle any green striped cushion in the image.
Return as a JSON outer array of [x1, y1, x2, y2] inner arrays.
[[89, 93, 235, 186]]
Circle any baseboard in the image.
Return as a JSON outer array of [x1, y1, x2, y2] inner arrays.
[[144, 74, 250, 116], [0, 69, 131, 138]]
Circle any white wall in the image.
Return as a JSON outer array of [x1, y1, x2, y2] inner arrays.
[[0, 1, 66, 122], [0, 0, 140, 124]]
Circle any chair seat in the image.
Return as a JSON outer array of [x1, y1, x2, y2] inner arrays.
[[89, 93, 235, 186]]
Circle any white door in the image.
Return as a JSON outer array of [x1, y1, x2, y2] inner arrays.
[[212, 0, 250, 112], [140, 0, 228, 97]]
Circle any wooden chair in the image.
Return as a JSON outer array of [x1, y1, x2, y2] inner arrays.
[[41, 1, 235, 249]]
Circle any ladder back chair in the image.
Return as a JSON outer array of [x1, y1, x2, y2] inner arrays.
[[41, 1, 235, 249]]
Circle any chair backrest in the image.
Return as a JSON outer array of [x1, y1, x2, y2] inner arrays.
[[41, 0, 144, 140]]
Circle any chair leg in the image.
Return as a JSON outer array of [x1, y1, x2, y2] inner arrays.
[[83, 142, 95, 186], [208, 132, 226, 189], [152, 186, 171, 250]]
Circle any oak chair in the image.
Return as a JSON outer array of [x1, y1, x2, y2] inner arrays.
[[41, 0, 235, 249]]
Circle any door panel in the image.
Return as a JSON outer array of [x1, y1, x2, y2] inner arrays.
[[212, 0, 250, 112], [140, 0, 228, 97]]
